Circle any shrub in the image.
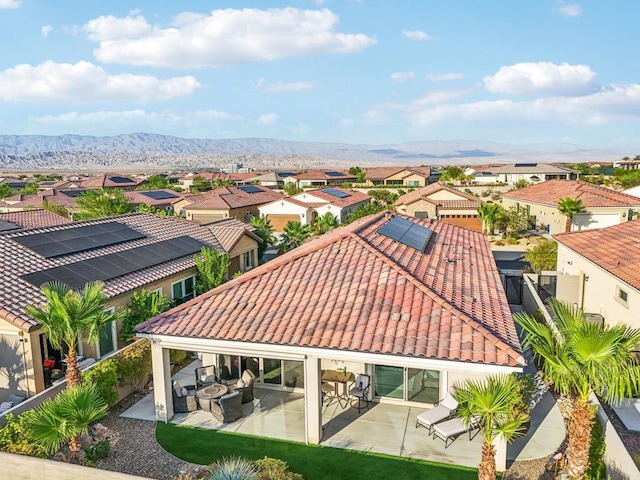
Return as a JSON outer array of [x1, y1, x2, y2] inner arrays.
[[120, 289, 171, 343], [85, 439, 110, 461], [116, 339, 152, 392], [170, 349, 189, 367], [0, 411, 48, 458], [586, 417, 606, 480], [494, 240, 505, 246], [208, 457, 258, 480], [506, 237, 519, 245], [490, 192, 501, 201], [83, 358, 119, 406], [254, 457, 304, 480]]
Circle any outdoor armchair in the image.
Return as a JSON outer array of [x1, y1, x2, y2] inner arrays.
[[225, 369, 256, 404], [172, 381, 198, 413], [415, 388, 458, 433], [195, 364, 220, 388], [211, 390, 243, 423]]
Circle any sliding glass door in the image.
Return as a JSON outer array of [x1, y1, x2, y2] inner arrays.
[[374, 365, 440, 404]]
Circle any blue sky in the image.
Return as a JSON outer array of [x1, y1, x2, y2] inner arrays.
[[1, 0, 639, 149]]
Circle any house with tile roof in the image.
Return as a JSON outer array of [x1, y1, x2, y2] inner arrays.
[[473, 163, 578, 185], [0, 209, 71, 231], [502, 180, 640, 234], [395, 183, 484, 232], [257, 187, 371, 231], [177, 185, 283, 224], [178, 172, 255, 191], [363, 166, 436, 187], [0, 213, 259, 399], [124, 189, 188, 213], [136, 212, 525, 446], [553, 220, 640, 329], [291, 170, 357, 188], [0, 189, 87, 216], [246, 171, 297, 189], [77, 173, 144, 191]]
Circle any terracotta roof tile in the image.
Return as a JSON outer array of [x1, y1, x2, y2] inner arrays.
[[137, 213, 524, 367], [554, 219, 640, 291], [294, 170, 357, 181], [205, 218, 261, 251], [185, 186, 282, 210], [0, 209, 71, 229], [294, 188, 371, 208], [502, 180, 640, 207], [395, 183, 481, 207]]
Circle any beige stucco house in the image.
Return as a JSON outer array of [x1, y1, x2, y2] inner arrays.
[[363, 166, 434, 187]]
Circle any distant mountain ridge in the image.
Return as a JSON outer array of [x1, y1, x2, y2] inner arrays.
[[0, 133, 620, 171]]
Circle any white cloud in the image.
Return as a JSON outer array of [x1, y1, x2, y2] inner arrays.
[[23, 109, 242, 135], [258, 113, 279, 125], [483, 62, 597, 96], [41, 25, 53, 37], [425, 72, 464, 81], [84, 8, 376, 68], [402, 29, 432, 41], [390, 71, 415, 83], [262, 80, 316, 93], [556, 2, 582, 17], [0, 0, 20, 9], [0, 61, 200, 103], [412, 89, 471, 106]]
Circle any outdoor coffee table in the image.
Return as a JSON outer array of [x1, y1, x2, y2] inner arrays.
[[196, 384, 228, 412]]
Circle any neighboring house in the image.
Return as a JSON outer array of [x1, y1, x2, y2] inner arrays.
[[292, 170, 357, 188], [473, 163, 578, 185], [0, 213, 258, 399], [258, 187, 370, 231], [178, 172, 255, 191], [502, 180, 640, 234], [205, 218, 262, 275], [0, 189, 87, 216], [125, 189, 187, 213], [363, 166, 435, 187], [553, 220, 640, 329], [178, 185, 282, 224], [77, 173, 144, 191], [395, 183, 483, 232], [137, 212, 524, 445], [613, 158, 640, 170], [0, 209, 71, 230], [37, 180, 78, 191], [246, 171, 297, 189], [0, 177, 28, 190]]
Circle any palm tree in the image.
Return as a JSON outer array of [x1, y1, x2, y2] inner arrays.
[[557, 197, 585, 233], [314, 212, 339, 234], [454, 375, 528, 480], [276, 221, 311, 254], [515, 300, 640, 478], [26, 281, 118, 387], [249, 215, 276, 260], [476, 204, 500, 235], [30, 383, 108, 460]]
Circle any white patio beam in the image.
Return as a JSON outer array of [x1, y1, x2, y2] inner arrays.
[[150, 340, 173, 422]]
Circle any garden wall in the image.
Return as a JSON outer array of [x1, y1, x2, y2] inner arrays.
[[0, 451, 147, 480]]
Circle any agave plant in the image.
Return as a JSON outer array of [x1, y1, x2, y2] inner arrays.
[[207, 457, 258, 480]]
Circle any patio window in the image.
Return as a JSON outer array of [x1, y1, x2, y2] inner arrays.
[[283, 361, 304, 388], [407, 180, 420, 187], [263, 358, 282, 385], [98, 307, 117, 359], [172, 276, 195, 303], [374, 365, 440, 404], [243, 251, 253, 271]]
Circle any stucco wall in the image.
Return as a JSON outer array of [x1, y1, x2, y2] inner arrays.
[[400, 199, 437, 218]]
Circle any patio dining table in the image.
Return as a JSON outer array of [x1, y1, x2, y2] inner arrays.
[[322, 370, 355, 407]]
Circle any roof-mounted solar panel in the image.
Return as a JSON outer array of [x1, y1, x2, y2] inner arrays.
[[238, 185, 263, 194], [59, 189, 87, 198], [109, 176, 135, 183], [514, 163, 537, 167], [0, 220, 21, 232], [141, 190, 179, 200], [322, 188, 350, 198], [324, 171, 346, 177], [378, 216, 433, 252]]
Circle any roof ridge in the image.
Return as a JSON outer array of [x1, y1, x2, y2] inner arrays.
[[350, 230, 524, 365]]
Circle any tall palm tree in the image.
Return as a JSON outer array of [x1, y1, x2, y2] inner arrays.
[[26, 281, 118, 387], [557, 197, 585, 233], [30, 383, 108, 460], [249, 215, 276, 260], [314, 212, 339, 234], [277, 221, 311, 254], [476, 204, 500, 235], [515, 300, 640, 478], [454, 375, 528, 480]]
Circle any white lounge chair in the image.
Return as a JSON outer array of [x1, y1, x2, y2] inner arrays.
[[415, 389, 458, 433], [432, 415, 479, 448]]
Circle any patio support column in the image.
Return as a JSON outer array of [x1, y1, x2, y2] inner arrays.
[[493, 434, 507, 472], [151, 340, 173, 422], [304, 355, 322, 444]]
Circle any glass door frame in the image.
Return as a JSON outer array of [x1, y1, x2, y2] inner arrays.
[[372, 364, 446, 406]]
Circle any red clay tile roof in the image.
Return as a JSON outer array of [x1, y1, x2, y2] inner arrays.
[[364, 166, 432, 181], [269, 197, 328, 209], [78, 174, 141, 189], [137, 213, 524, 367], [294, 170, 357, 181], [0, 209, 71, 229], [205, 218, 261, 252], [554, 220, 640, 291], [124, 189, 187, 206], [0, 213, 227, 332], [1, 189, 85, 209], [395, 183, 481, 207], [185, 186, 282, 210], [502, 180, 640, 207], [295, 188, 371, 208]]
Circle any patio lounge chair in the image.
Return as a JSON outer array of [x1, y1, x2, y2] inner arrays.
[[225, 369, 256, 404], [172, 381, 198, 413], [415, 389, 458, 433], [432, 415, 479, 448], [211, 390, 243, 423], [348, 374, 371, 413]]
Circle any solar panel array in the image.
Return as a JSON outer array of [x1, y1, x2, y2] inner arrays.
[[142, 190, 179, 200], [378, 216, 434, 252], [238, 185, 263, 194], [12, 222, 146, 258], [514, 163, 538, 168], [0, 220, 20, 232], [324, 171, 346, 177], [322, 188, 350, 199], [279, 172, 295, 178], [59, 189, 87, 198], [109, 176, 134, 183], [21, 235, 207, 290]]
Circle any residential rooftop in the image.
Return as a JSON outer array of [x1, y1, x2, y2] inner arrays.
[[294, 187, 371, 208], [395, 183, 481, 208], [502, 180, 640, 207], [183, 185, 282, 210], [0, 209, 71, 230]]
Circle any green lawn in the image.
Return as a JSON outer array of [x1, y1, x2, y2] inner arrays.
[[156, 423, 478, 480]]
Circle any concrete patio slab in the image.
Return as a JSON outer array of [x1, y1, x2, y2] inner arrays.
[[612, 398, 640, 432]]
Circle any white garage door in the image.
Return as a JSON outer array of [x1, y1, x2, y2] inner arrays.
[[573, 213, 620, 231]]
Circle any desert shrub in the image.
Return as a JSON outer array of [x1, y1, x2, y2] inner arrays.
[[254, 457, 303, 480], [0, 411, 48, 457], [491, 192, 501, 201], [208, 457, 257, 480], [120, 289, 170, 343], [83, 358, 119, 406], [506, 237, 519, 245], [170, 349, 189, 366], [116, 339, 152, 392], [494, 240, 505, 246], [85, 439, 111, 461], [481, 189, 492, 198], [586, 417, 606, 480]]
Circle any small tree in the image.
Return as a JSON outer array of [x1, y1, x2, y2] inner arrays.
[[495, 206, 530, 237], [557, 197, 585, 233], [277, 221, 311, 254], [314, 212, 339, 234], [138, 175, 169, 190], [0, 183, 12, 199], [191, 175, 213, 193], [75, 188, 133, 220], [367, 189, 395, 205], [524, 239, 558, 273], [120, 289, 171, 343], [40, 200, 70, 218], [477, 204, 500, 235], [283, 183, 303, 196], [249, 215, 276, 261], [346, 202, 386, 223], [195, 247, 231, 295]]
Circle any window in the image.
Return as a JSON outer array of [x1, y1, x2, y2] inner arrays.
[[172, 276, 195, 303], [415, 212, 429, 219], [617, 287, 629, 305], [243, 251, 253, 271], [407, 180, 420, 187], [98, 307, 117, 358], [374, 365, 440, 404]]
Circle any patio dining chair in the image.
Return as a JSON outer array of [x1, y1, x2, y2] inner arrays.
[[415, 388, 458, 433], [348, 374, 371, 413], [195, 364, 219, 388], [432, 415, 480, 448]]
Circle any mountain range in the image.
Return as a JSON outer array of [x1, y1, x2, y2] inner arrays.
[[0, 133, 621, 172]]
